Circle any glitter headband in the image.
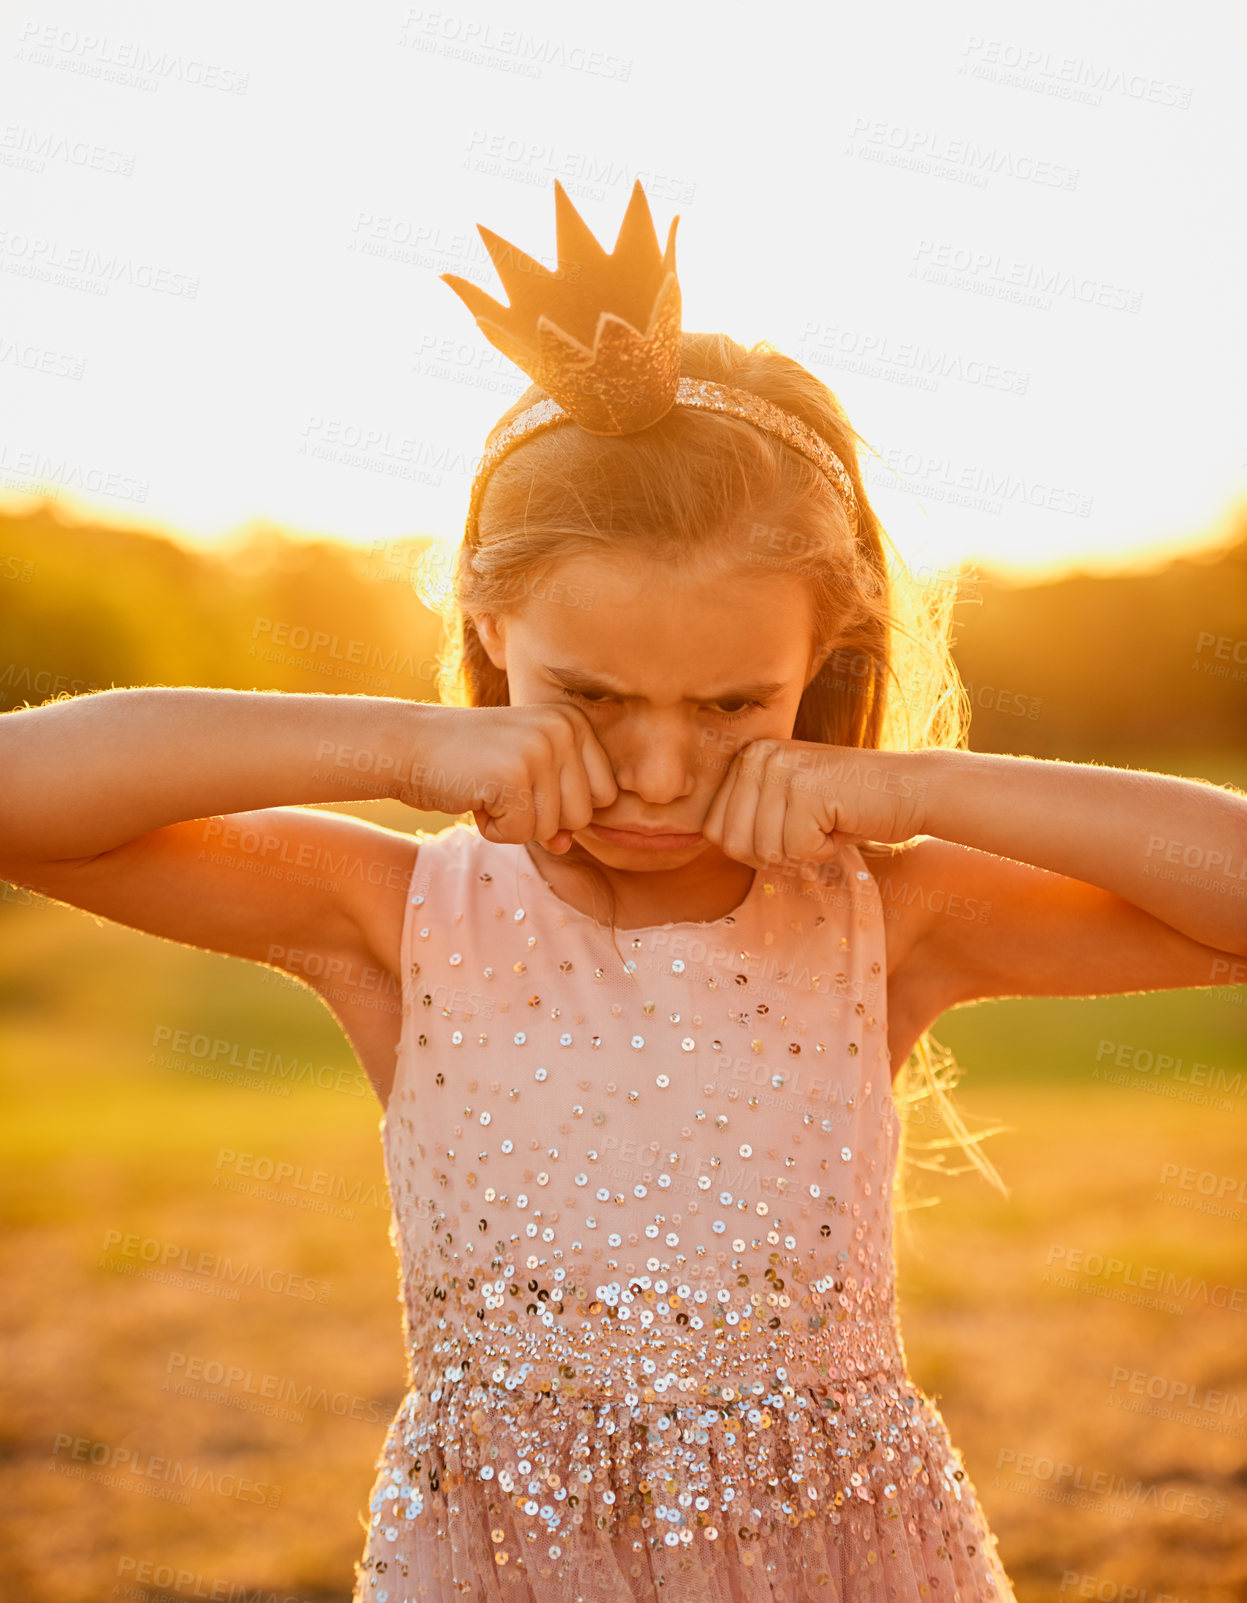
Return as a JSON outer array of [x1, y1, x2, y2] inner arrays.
[[440, 179, 861, 543]]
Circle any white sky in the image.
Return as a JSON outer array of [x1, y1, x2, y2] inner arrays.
[[0, 0, 1243, 580]]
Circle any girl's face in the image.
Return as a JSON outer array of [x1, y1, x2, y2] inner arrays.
[[475, 552, 824, 868]]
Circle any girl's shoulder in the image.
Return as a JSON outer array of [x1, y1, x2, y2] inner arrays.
[[403, 817, 491, 903], [410, 818, 475, 855]]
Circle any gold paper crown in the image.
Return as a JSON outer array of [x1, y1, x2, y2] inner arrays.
[[441, 180, 860, 537], [442, 179, 681, 435]]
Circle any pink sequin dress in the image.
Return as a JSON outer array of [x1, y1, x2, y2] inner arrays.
[[352, 822, 1016, 1602]]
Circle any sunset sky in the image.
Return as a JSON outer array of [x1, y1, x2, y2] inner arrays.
[[1, 0, 1243, 581]]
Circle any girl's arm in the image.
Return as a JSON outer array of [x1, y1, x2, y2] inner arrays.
[[0, 686, 433, 861], [871, 751, 1247, 1021], [0, 687, 614, 995], [910, 750, 1247, 957], [0, 687, 449, 985], [698, 740, 1247, 1018]]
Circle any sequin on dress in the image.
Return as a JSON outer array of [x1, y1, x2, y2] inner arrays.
[[352, 823, 1017, 1601]]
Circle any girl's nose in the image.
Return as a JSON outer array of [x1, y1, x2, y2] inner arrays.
[[604, 712, 701, 804]]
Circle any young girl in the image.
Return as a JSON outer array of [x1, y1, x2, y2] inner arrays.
[[2, 181, 1243, 1602]]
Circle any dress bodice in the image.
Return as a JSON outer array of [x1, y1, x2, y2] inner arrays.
[[384, 823, 901, 1387]]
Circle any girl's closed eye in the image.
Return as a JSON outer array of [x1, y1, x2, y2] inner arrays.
[[713, 701, 767, 721], [559, 687, 768, 723]]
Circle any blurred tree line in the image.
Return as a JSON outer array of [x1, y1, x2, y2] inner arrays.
[[0, 498, 1243, 778]]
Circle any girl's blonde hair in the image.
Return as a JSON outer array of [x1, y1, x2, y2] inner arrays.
[[417, 331, 1010, 1221]]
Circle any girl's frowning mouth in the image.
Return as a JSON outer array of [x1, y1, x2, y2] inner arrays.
[[589, 822, 703, 849]]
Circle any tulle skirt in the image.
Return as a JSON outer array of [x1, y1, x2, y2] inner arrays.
[[351, 1374, 1017, 1602]]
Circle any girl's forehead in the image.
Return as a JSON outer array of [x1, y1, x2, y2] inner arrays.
[[503, 561, 817, 676], [518, 549, 815, 619]]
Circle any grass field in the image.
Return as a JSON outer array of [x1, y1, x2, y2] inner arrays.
[[1, 873, 1244, 1600]]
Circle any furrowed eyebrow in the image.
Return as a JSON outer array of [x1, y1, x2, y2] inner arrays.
[[542, 664, 787, 702]]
